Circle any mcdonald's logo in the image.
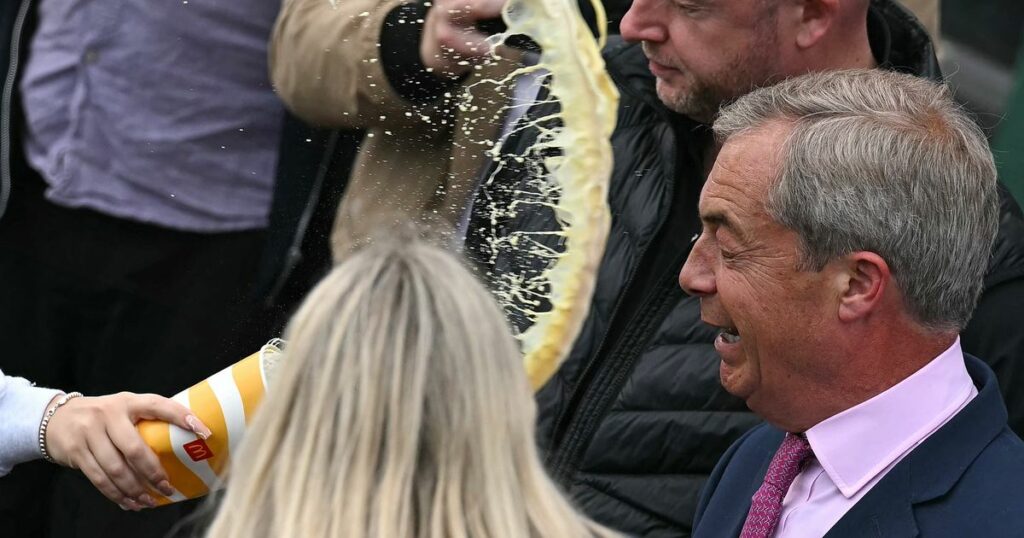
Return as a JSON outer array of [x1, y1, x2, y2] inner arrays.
[[184, 439, 214, 462]]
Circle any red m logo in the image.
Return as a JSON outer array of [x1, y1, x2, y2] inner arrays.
[[183, 439, 214, 462]]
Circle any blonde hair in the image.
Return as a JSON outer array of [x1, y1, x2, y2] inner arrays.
[[204, 238, 618, 538]]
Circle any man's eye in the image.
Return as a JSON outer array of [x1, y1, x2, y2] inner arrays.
[[673, 2, 703, 14]]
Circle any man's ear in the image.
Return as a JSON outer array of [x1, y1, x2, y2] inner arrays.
[[836, 251, 889, 323], [793, 0, 840, 49]]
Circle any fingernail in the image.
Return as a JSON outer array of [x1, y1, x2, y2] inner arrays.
[[119, 504, 129, 511], [157, 480, 175, 497], [185, 415, 212, 440], [138, 494, 157, 508], [124, 499, 143, 512]]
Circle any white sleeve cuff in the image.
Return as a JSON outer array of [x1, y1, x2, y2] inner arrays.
[[0, 374, 62, 476]]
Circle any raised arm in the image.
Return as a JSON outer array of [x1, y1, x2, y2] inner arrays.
[[269, 0, 504, 128], [270, 0, 405, 127]]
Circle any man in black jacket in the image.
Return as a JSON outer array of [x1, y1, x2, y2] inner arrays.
[[467, 0, 1024, 536]]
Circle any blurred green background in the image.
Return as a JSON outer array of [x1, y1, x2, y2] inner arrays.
[[941, 0, 1024, 204]]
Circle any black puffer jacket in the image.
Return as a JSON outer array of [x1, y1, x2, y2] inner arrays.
[[469, 1, 1024, 536]]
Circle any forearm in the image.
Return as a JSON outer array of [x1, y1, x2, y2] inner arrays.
[[0, 373, 61, 476], [270, 0, 457, 127]]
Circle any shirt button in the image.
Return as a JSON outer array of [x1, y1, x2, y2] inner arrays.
[[84, 49, 99, 64]]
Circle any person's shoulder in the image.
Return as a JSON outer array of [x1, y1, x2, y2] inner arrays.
[[985, 184, 1024, 288], [965, 428, 1024, 484], [601, 35, 635, 63], [737, 422, 774, 446], [733, 422, 781, 452], [914, 428, 1024, 535], [600, 39, 655, 103]]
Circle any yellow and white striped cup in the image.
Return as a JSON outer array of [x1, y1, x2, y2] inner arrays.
[[137, 339, 283, 505]]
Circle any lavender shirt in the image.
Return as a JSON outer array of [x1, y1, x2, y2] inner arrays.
[[19, 0, 284, 232], [774, 339, 977, 537]]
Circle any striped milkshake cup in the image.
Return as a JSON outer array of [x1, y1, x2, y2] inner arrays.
[[136, 339, 284, 505]]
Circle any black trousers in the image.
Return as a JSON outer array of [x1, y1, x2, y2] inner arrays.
[[0, 168, 269, 537]]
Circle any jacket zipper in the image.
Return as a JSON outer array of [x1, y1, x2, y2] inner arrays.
[[264, 129, 341, 307], [0, 0, 31, 221]]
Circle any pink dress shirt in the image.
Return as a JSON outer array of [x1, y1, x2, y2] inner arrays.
[[774, 338, 977, 537]]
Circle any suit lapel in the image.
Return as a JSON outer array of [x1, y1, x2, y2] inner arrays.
[[693, 426, 784, 538], [826, 355, 1006, 538], [719, 450, 777, 538], [824, 464, 917, 538], [716, 432, 784, 538]]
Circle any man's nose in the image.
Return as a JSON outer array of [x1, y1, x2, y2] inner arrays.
[[619, 0, 668, 44], [679, 236, 716, 297]]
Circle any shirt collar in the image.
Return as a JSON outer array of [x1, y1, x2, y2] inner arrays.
[[804, 338, 976, 498]]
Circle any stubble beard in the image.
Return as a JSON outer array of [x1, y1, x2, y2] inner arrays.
[[649, 29, 781, 124], [655, 77, 728, 125]]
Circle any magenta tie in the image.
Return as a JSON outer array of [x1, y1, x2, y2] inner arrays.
[[739, 433, 814, 538]]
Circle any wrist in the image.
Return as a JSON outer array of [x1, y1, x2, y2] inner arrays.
[[39, 391, 83, 464], [44, 393, 62, 413]]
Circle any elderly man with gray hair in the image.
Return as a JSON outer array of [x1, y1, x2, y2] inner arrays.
[[682, 69, 1024, 538]]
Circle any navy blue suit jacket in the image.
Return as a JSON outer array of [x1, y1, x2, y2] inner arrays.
[[692, 355, 1024, 537]]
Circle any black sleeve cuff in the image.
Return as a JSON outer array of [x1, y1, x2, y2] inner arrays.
[[380, 2, 467, 105]]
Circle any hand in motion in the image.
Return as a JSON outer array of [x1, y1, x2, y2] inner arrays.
[[44, 392, 211, 511], [421, 0, 506, 78]]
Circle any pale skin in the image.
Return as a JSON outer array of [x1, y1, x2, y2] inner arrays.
[[421, 0, 878, 115], [420, 0, 506, 78], [44, 392, 212, 511], [679, 122, 955, 432], [619, 0, 877, 123]]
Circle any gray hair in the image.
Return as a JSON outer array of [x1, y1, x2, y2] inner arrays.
[[713, 69, 999, 331]]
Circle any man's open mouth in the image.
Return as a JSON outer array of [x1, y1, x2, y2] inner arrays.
[[719, 326, 740, 344]]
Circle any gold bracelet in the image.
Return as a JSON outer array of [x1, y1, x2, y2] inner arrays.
[[38, 392, 83, 464]]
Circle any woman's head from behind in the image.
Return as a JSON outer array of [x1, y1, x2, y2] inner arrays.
[[206, 237, 614, 538]]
